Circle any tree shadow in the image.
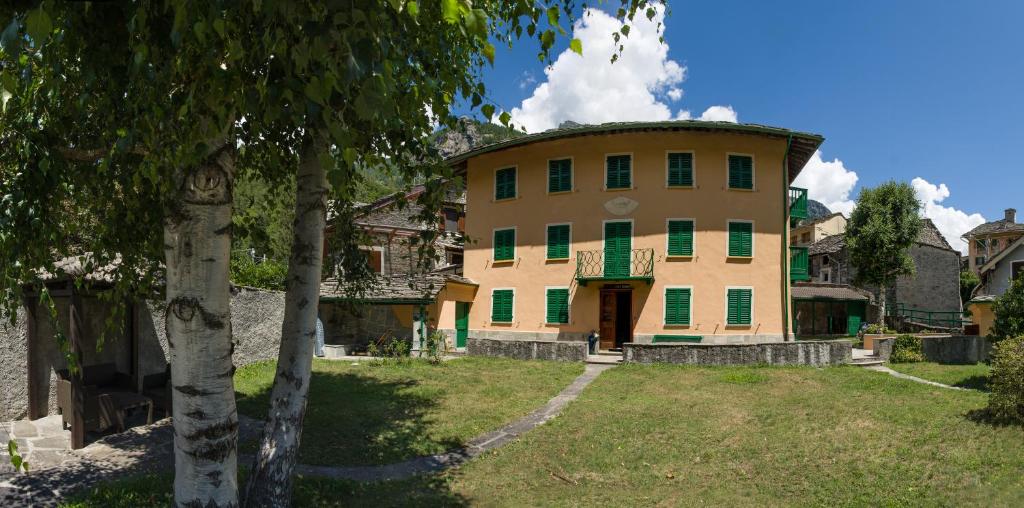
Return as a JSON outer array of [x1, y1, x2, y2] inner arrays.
[[953, 375, 990, 392], [964, 407, 1023, 428], [236, 367, 464, 467]]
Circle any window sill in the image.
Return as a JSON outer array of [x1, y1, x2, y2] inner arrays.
[[603, 186, 636, 192], [666, 185, 696, 190], [490, 321, 514, 326], [545, 258, 571, 263], [544, 322, 570, 326], [727, 255, 754, 260], [727, 187, 756, 192], [547, 189, 574, 196], [492, 259, 515, 265], [665, 254, 694, 260]]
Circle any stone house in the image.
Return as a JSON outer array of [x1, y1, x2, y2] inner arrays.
[[805, 219, 962, 317], [963, 208, 1023, 276], [964, 208, 1024, 336]]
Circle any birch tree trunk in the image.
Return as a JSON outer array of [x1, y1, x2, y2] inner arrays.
[[243, 139, 328, 507], [165, 145, 240, 507], [878, 285, 887, 327]]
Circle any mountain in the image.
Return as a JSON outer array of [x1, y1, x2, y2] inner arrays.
[[431, 117, 527, 158], [807, 199, 833, 220]]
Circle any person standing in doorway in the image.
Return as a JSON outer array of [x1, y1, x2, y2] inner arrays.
[[315, 316, 325, 358]]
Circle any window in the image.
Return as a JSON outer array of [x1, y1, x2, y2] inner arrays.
[[442, 207, 460, 232], [728, 154, 754, 190], [667, 152, 694, 187], [1013, 261, 1024, 282], [975, 238, 987, 252], [546, 224, 571, 260], [605, 154, 632, 190], [667, 219, 694, 256], [664, 287, 692, 325], [491, 289, 514, 323], [991, 238, 1001, 252], [801, 232, 811, 244], [447, 251, 463, 266], [545, 288, 570, 324], [362, 249, 383, 274], [495, 167, 517, 200], [493, 228, 515, 261], [726, 288, 752, 326], [728, 221, 753, 257], [548, 158, 572, 193]]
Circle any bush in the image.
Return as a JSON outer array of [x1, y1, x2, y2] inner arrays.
[[989, 277, 1024, 343], [366, 335, 411, 364], [230, 257, 288, 290], [421, 331, 449, 364], [862, 323, 895, 336], [987, 336, 1024, 423], [889, 334, 924, 363]]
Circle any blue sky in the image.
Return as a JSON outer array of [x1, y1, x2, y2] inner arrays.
[[456, 0, 1024, 252]]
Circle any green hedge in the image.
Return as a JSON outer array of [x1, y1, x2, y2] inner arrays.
[[889, 334, 924, 363]]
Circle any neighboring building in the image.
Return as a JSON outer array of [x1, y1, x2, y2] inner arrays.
[[963, 208, 1023, 275], [804, 219, 962, 318], [791, 212, 846, 247], [444, 120, 823, 347], [791, 282, 872, 337]]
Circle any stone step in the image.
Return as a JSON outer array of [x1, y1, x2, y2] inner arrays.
[[850, 357, 884, 367]]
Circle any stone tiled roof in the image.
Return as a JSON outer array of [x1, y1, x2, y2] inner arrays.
[[807, 219, 954, 256], [38, 254, 122, 283], [963, 218, 1024, 238], [918, 219, 955, 251], [792, 283, 871, 302], [808, 234, 846, 256], [435, 233, 464, 251], [354, 202, 431, 231], [320, 273, 447, 303]]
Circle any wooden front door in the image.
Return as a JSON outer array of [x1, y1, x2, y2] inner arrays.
[[600, 291, 617, 350], [455, 302, 469, 348], [599, 289, 632, 349]]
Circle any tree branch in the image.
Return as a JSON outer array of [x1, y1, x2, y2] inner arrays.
[[58, 146, 148, 162]]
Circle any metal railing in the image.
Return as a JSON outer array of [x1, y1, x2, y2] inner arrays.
[[575, 248, 655, 285], [887, 303, 968, 330], [789, 187, 809, 220], [790, 246, 809, 281]]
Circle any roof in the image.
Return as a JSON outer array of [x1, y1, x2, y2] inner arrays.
[[963, 218, 1024, 239], [792, 283, 872, 302], [444, 120, 825, 181], [354, 202, 431, 231], [793, 212, 845, 230], [979, 235, 1024, 274], [807, 219, 955, 256], [320, 273, 447, 303], [38, 254, 121, 284], [968, 294, 997, 303]]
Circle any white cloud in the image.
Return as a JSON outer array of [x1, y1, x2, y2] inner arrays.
[[791, 151, 859, 216], [911, 177, 986, 254], [697, 105, 737, 122], [506, 7, 732, 132], [518, 71, 537, 90]]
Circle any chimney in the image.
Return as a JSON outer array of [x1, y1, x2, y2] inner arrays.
[[1006, 208, 1017, 223]]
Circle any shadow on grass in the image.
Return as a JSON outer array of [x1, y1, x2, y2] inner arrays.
[[953, 374, 990, 392], [236, 367, 463, 467]]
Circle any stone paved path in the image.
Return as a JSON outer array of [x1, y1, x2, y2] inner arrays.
[[0, 363, 614, 505], [864, 365, 970, 391]]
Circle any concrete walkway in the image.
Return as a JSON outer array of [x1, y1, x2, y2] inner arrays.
[[863, 364, 970, 391]]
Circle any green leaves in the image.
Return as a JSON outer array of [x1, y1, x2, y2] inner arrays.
[[481, 103, 495, 121], [569, 38, 582, 55], [7, 439, 28, 473], [26, 8, 52, 44], [442, 0, 461, 23], [406, 1, 419, 18], [1, 18, 20, 55]]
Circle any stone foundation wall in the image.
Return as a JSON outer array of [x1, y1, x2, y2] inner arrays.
[[623, 341, 851, 367], [0, 310, 28, 421], [467, 337, 588, 362], [318, 302, 413, 352], [470, 330, 589, 342], [922, 335, 992, 364]]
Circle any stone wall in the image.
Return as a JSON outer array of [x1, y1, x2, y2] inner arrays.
[[467, 337, 588, 362], [894, 244, 962, 314], [623, 341, 852, 367], [0, 310, 28, 421], [318, 302, 414, 352], [921, 335, 992, 364]]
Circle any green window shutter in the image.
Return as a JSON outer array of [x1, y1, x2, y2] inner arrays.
[[665, 288, 691, 325], [548, 159, 572, 193], [495, 167, 516, 200], [728, 155, 753, 190], [492, 289, 513, 322], [546, 288, 569, 324], [667, 153, 694, 187], [493, 229, 515, 261], [546, 224, 570, 259], [667, 220, 694, 256], [727, 288, 752, 325], [603, 221, 632, 277], [728, 222, 753, 257], [606, 155, 632, 189]]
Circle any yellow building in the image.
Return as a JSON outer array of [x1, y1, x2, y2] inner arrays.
[[446, 121, 823, 347], [791, 212, 847, 247]]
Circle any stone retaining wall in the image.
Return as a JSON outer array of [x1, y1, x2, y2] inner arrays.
[[921, 335, 992, 364], [467, 337, 588, 362], [623, 341, 851, 367]]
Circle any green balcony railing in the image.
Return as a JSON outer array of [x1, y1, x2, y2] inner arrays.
[[575, 248, 655, 286], [789, 186, 809, 220], [790, 246, 809, 281], [887, 303, 968, 330]]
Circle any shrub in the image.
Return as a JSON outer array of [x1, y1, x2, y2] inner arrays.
[[421, 331, 449, 364], [366, 335, 411, 364], [989, 277, 1024, 343], [987, 336, 1024, 423], [889, 334, 924, 363], [230, 256, 288, 290], [862, 323, 896, 336]]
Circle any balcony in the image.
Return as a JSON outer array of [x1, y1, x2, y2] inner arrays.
[[575, 248, 655, 286], [789, 186, 808, 221], [790, 246, 809, 282]]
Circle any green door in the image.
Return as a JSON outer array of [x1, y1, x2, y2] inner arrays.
[[455, 302, 469, 348], [846, 301, 866, 336], [603, 221, 632, 278]]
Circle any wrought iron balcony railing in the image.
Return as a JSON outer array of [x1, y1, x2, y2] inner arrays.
[[789, 186, 809, 220], [575, 248, 655, 286], [790, 246, 809, 282]]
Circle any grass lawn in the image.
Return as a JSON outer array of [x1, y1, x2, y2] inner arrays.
[[65, 364, 1024, 507], [234, 356, 583, 466], [887, 361, 992, 391]]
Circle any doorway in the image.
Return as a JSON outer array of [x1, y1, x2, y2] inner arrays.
[[599, 288, 633, 350], [455, 302, 469, 348]]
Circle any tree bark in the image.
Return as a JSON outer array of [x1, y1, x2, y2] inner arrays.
[[165, 145, 240, 507], [243, 139, 328, 507], [878, 284, 887, 327]]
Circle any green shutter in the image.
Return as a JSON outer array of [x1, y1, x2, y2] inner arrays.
[[603, 221, 632, 277], [728, 221, 753, 257], [493, 229, 515, 261], [546, 288, 569, 324], [546, 224, 570, 259], [548, 159, 572, 193], [727, 288, 752, 325], [606, 155, 632, 189], [665, 288, 691, 325], [495, 167, 517, 200], [667, 220, 694, 256], [667, 152, 694, 187], [728, 155, 753, 190], [492, 289, 513, 322]]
